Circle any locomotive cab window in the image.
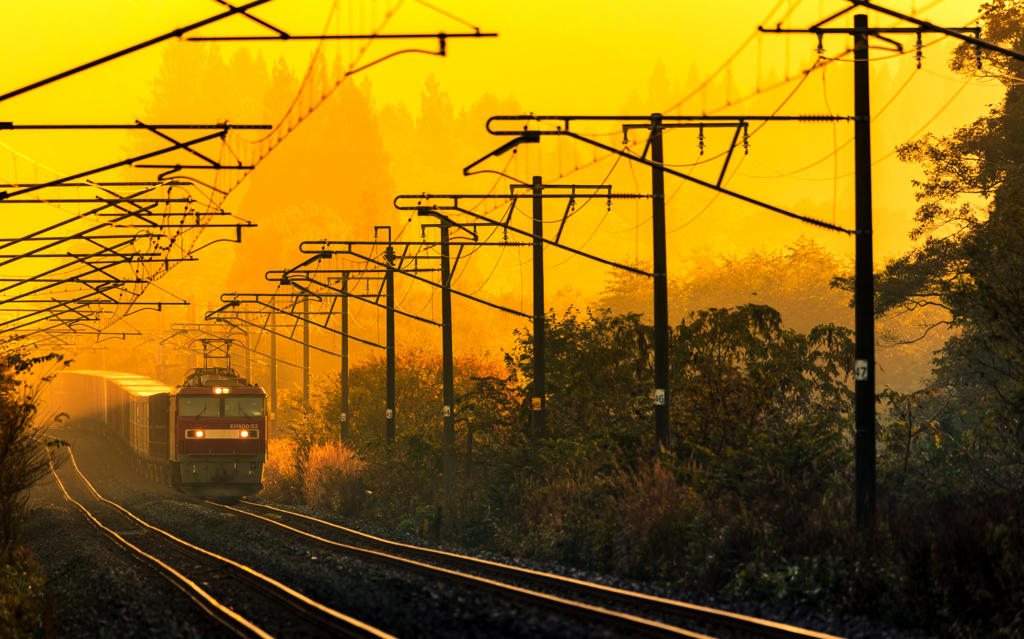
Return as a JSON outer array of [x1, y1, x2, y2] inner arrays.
[[178, 397, 221, 418], [225, 397, 264, 418]]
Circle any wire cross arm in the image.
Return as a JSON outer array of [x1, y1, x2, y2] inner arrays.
[[0, 198, 192, 204], [266, 268, 436, 282], [0, 0, 273, 104], [0, 185, 183, 251], [266, 274, 444, 326], [186, 30, 497, 41], [0, 290, 122, 334], [340, 248, 531, 320], [394, 192, 648, 208], [0, 236, 141, 288], [0, 130, 225, 201], [484, 114, 855, 134], [211, 296, 387, 350], [392, 196, 653, 277], [846, 0, 1024, 63], [123, 301, 188, 317], [0, 123, 271, 130], [265, 268, 387, 281], [477, 127, 853, 235], [209, 315, 341, 360]]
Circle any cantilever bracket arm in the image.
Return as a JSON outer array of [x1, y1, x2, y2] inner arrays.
[[342, 248, 532, 320], [284, 252, 332, 274], [211, 314, 339, 359], [462, 132, 540, 177], [847, 0, 1024, 63], [416, 208, 479, 241], [559, 130, 854, 235], [262, 275, 443, 327], [399, 199, 651, 277], [284, 280, 322, 301]]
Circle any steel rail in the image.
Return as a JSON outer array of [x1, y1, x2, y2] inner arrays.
[[210, 502, 715, 639], [235, 501, 847, 639], [46, 455, 269, 639], [50, 445, 396, 639]]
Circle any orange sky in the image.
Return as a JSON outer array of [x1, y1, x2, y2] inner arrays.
[[0, 0, 999, 235], [0, 0, 993, 115], [0, 0, 1006, 365]]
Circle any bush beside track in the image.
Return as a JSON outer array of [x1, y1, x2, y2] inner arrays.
[[266, 305, 1024, 639], [0, 351, 66, 638]]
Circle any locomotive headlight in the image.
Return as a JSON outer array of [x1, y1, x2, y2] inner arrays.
[[195, 430, 204, 438], [214, 388, 222, 394], [240, 430, 249, 438]]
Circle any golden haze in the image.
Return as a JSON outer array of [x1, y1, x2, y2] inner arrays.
[[0, 0, 998, 392]]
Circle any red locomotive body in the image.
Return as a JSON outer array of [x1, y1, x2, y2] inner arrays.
[[170, 367, 266, 500], [53, 364, 267, 503]]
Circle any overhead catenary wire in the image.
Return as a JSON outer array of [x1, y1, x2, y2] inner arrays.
[[743, 69, 976, 182]]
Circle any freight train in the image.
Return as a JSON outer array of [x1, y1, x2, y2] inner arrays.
[[52, 365, 267, 503]]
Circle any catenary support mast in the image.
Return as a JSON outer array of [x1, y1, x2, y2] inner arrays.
[[650, 114, 671, 448], [853, 13, 877, 525]]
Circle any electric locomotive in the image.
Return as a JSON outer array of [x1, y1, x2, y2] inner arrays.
[[172, 366, 266, 500], [53, 352, 266, 502]]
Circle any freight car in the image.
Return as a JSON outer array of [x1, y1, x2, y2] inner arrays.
[[53, 365, 266, 503]]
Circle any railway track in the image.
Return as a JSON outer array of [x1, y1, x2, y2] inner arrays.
[[47, 445, 395, 639], [216, 500, 846, 639]]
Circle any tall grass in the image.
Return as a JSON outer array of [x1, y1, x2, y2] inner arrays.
[[261, 438, 301, 503], [262, 438, 365, 514], [302, 441, 365, 514]]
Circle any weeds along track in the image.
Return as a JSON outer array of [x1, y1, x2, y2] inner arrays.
[[47, 447, 395, 639], [220, 501, 845, 639]]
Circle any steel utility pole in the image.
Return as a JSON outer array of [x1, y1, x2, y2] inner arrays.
[[756, 4, 1008, 525], [385, 244, 396, 445], [303, 296, 310, 406], [853, 13, 876, 525], [472, 116, 851, 456], [325, 223, 532, 482], [532, 176, 547, 443], [244, 311, 251, 382], [440, 219, 456, 493], [270, 313, 278, 438], [341, 272, 350, 440], [397, 187, 649, 448], [188, 296, 198, 370], [650, 115, 670, 449]]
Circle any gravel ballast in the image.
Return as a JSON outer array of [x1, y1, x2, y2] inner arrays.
[[23, 469, 223, 639], [26, 426, 930, 638], [29, 428, 625, 639]]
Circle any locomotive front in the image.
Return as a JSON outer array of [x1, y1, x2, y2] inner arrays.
[[170, 368, 267, 502]]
